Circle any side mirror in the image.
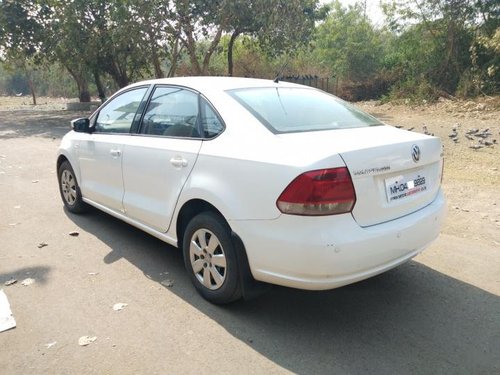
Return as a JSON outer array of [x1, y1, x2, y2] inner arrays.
[[71, 118, 91, 133]]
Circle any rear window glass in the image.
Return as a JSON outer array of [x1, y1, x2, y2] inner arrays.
[[228, 87, 382, 133]]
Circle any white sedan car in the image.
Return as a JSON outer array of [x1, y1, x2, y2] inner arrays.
[[57, 77, 446, 303]]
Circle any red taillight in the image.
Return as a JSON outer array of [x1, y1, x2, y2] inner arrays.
[[277, 167, 356, 216]]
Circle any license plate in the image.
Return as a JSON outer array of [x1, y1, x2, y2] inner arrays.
[[385, 171, 427, 202]]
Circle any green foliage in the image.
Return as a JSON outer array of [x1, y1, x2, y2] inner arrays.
[[386, 77, 441, 102], [174, 0, 325, 76], [0, 0, 498, 102], [381, 0, 499, 99], [314, 1, 385, 81], [257, 0, 328, 56], [218, 35, 274, 77], [0, 62, 78, 97], [0, 66, 30, 95]]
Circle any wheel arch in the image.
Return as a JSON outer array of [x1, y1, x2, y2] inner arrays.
[[175, 199, 225, 249], [56, 151, 81, 184], [175, 198, 266, 300], [56, 154, 69, 171]]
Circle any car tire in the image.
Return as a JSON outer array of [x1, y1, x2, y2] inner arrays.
[[58, 160, 87, 214], [183, 212, 242, 304]]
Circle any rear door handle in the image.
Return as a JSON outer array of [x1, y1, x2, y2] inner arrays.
[[110, 149, 122, 158], [170, 156, 188, 168]]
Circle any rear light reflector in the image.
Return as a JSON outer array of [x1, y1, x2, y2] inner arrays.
[[277, 167, 356, 216]]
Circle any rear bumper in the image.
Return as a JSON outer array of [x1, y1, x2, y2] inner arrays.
[[229, 189, 446, 290]]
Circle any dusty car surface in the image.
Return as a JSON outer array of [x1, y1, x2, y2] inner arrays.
[[57, 77, 446, 303]]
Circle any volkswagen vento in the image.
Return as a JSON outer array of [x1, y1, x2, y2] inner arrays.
[[57, 77, 446, 303]]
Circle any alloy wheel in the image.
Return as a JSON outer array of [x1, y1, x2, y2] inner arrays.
[[189, 228, 227, 290], [61, 169, 77, 205]]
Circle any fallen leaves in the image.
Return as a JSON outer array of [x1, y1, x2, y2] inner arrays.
[[78, 335, 97, 346], [112, 303, 128, 312], [4, 279, 17, 286], [21, 278, 35, 286], [160, 279, 174, 288], [45, 341, 57, 349]]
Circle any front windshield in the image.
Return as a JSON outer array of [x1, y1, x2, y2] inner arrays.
[[228, 87, 382, 133]]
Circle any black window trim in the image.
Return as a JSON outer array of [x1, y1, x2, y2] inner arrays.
[[226, 87, 383, 135], [133, 84, 226, 140], [89, 85, 152, 135], [198, 92, 226, 140]]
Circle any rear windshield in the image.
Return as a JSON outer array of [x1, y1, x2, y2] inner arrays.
[[228, 87, 382, 133]]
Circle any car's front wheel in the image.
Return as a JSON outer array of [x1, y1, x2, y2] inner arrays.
[[58, 160, 87, 214], [183, 212, 242, 304]]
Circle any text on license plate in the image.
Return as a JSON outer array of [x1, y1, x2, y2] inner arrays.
[[385, 172, 427, 202]]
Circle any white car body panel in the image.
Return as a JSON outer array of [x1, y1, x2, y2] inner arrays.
[[57, 76, 446, 292], [121, 135, 202, 232], [78, 133, 126, 211], [182, 137, 347, 221], [229, 190, 445, 290], [276, 126, 443, 226]]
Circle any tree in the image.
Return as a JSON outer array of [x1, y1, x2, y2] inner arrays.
[[226, 0, 327, 76], [314, 1, 385, 82], [382, 0, 499, 96], [124, 1, 184, 78], [174, 0, 227, 75], [173, 0, 326, 76], [1, 0, 184, 101], [0, 0, 51, 104]]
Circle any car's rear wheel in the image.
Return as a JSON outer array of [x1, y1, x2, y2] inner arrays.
[[58, 160, 87, 214], [183, 212, 242, 304]]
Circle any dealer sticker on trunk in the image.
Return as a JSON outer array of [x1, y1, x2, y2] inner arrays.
[[385, 172, 427, 202]]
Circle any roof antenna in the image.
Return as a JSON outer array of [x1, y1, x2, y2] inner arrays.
[[273, 56, 290, 83]]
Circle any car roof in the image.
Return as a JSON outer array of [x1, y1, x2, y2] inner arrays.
[[126, 76, 306, 93]]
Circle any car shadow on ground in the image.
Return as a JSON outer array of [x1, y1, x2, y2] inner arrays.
[[0, 110, 88, 140], [0, 266, 52, 286], [65, 208, 500, 374]]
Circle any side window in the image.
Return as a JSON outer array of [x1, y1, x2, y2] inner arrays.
[[94, 87, 148, 134], [142, 87, 200, 138], [200, 99, 224, 138]]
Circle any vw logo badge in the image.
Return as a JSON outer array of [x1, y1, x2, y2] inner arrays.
[[411, 144, 420, 163]]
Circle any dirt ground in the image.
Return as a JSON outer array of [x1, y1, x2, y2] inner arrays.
[[0, 96, 499, 374]]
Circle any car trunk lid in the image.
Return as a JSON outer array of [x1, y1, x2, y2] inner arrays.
[[339, 128, 443, 227], [277, 125, 443, 226]]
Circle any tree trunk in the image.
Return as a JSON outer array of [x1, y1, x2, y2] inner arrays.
[[94, 70, 106, 102], [167, 36, 182, 78], [202, 26, 224, 75], [151, 44, 164, 78], [109, 69, 129, 88], [105, 59, 129, 88], [79, 79, 91, 102], [26, 71, 36, 105], [64, 65, 90, 102], [115, 65, 129, 88], [227, 30, 240, 77], [179, 14, 202, 75], [183, 32, 202, 75]]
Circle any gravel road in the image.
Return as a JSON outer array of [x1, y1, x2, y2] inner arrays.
[[0, 100, 499, 374]]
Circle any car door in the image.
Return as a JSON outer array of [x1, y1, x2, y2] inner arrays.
[[78, 86, 149, 212], [121, 86, 204, 232]]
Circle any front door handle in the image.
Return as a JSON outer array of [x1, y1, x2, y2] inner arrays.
[[110, 149, 122, 158], [170, 156, 188, 168]]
